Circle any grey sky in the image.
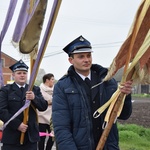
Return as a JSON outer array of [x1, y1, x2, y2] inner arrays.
[[0, 0, 141, 80]]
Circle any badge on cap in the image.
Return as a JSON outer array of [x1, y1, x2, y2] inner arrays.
[[79, 36, 84, 41], [20, 60, 24, 64]]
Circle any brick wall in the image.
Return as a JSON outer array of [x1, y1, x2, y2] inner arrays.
[[1, 52, 17, 85]]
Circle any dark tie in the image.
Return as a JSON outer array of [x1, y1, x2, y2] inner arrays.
[[85, 77, 91, 88], [20, 87, 24, 93]]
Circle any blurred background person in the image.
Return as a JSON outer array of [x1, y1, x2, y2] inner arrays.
[[37, 73, 55, 150]]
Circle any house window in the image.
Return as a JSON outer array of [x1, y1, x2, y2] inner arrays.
[[141, 85, 149, 94], [1, 59, 4, 67]]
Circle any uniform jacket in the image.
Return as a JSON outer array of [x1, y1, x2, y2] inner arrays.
[[52, 64, 132, 150], [0, 82, 48, 144]]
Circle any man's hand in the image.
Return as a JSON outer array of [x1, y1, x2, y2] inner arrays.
[[26, 91, 35, 100], [119, 80, 133, 95], [18, 123, 28, 133]]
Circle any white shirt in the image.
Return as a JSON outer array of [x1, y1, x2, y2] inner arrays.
[[76, 71, 91, 80], [16, 83, 26, 88]]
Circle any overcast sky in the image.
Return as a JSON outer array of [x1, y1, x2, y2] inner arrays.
[[0, 0, 142, 80]]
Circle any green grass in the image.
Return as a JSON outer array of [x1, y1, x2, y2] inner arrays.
[[132, 93, 150, 98], [118, 124, 150, 150]]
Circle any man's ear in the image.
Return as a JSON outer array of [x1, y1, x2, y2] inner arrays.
[[68, 57, 73, 64]]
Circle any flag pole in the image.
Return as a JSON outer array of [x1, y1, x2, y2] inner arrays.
[[20, 0, 62, 144], [96, 0, 150, 149]]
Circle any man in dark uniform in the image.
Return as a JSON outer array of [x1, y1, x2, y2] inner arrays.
[[0, 59, 48, 150], [52, 35, 133, 150]]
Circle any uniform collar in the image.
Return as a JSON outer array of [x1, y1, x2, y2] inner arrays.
[[76, 71, 91, 80], [15, 83, 26, 88]]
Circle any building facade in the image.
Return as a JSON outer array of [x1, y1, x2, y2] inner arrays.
[[114, 67, 150, 94], [1, 52, 17, 85]]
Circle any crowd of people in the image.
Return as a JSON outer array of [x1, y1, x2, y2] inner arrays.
[[0, 35, 133, 150]]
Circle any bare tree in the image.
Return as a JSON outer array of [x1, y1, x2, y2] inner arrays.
[[35, 68, 46, 86]]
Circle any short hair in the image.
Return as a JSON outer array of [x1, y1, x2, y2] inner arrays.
[[43, 73, 54, 83], [69, 54, 74, 58]]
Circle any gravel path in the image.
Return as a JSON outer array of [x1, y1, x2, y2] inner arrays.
[[119, 97, 150, 128]]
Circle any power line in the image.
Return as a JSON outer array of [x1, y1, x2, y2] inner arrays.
[[2, 41, 123, 61], [2, 40, 123, 48]]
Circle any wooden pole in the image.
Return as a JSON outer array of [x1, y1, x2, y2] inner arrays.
[[96, 93, 125, 150], [19, 0, 62, 144], [20, 58, 35, 144], [96, 1, 150, 148]]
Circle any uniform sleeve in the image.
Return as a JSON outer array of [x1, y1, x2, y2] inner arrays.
[[118, 94, 132, 120], [0, 86, 11, 123], [106, 78, 132, 120], [0, 86, 22, 130], [52, 83, 78, 150]]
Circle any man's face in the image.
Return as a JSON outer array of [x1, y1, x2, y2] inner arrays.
[[12, 70, 28, 85], [69, 52, 92, 76]]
